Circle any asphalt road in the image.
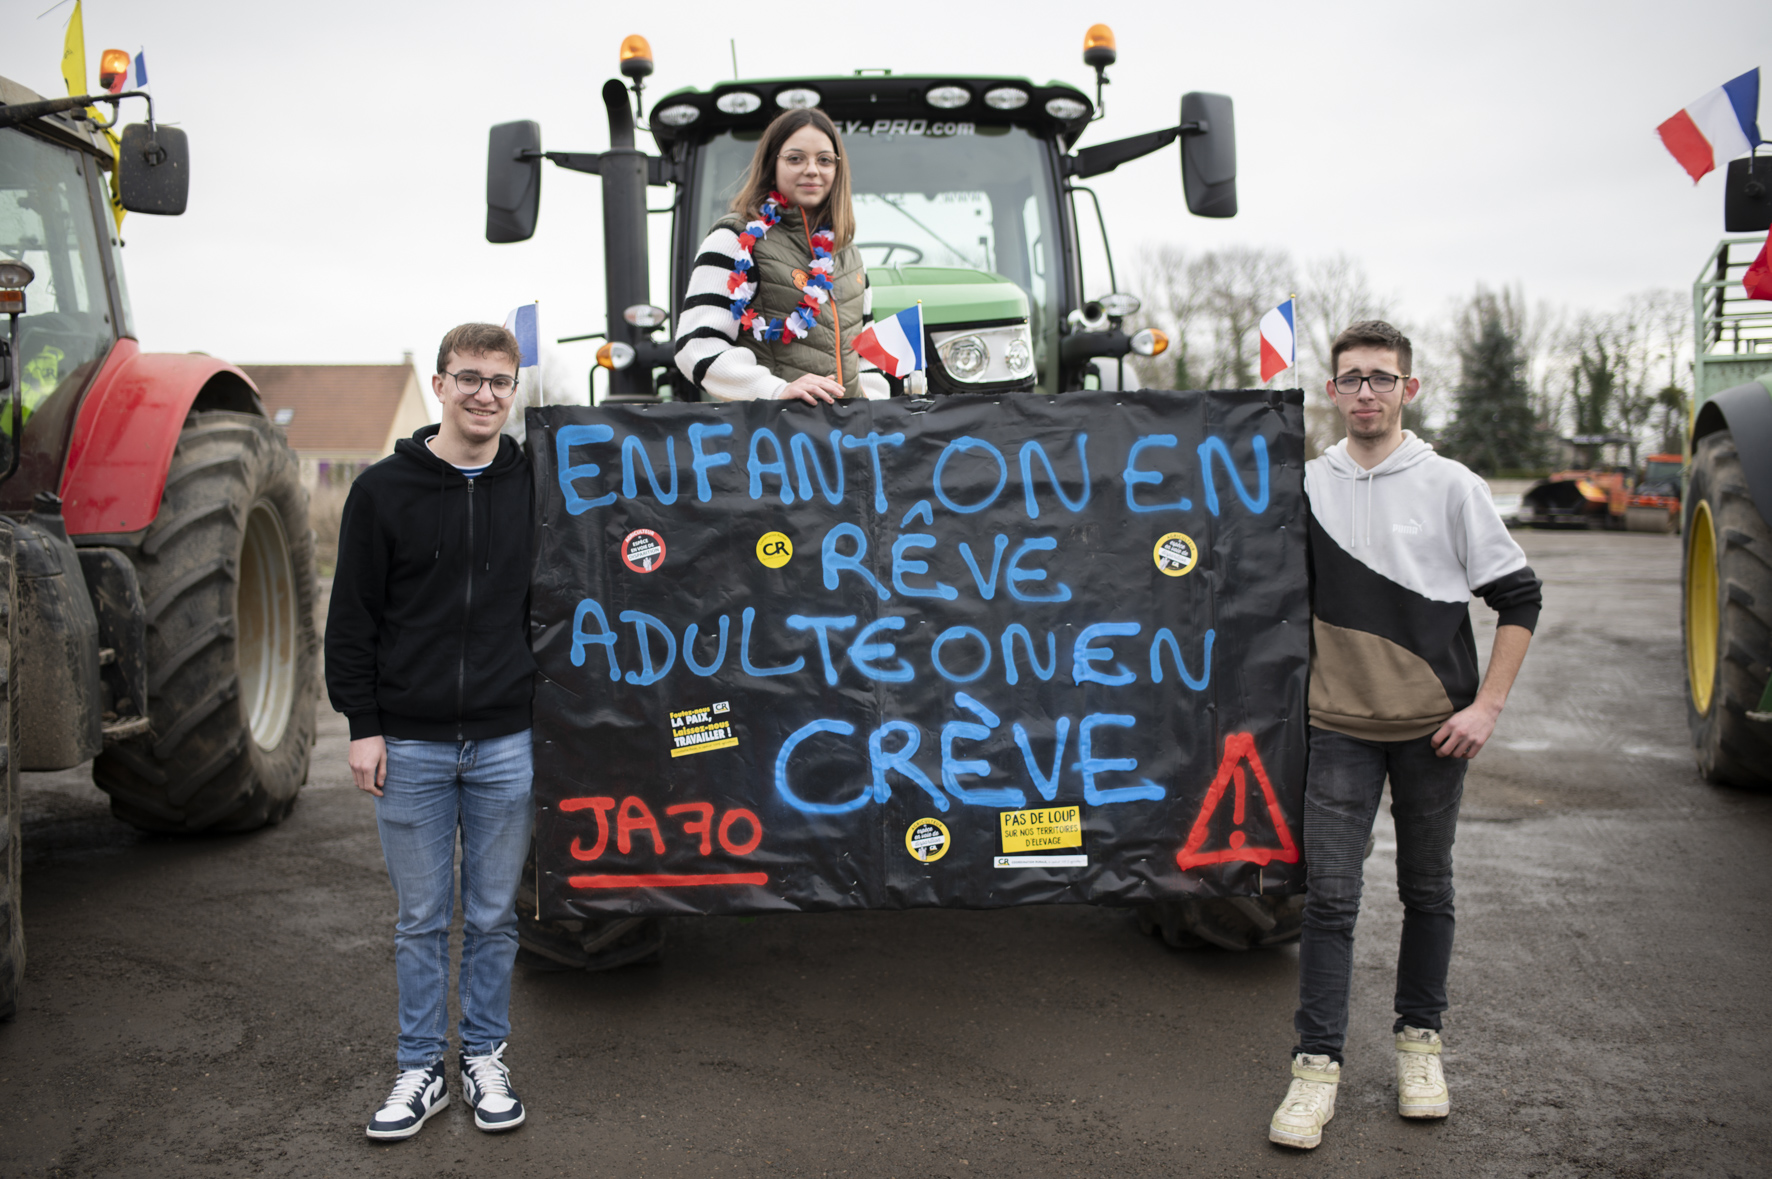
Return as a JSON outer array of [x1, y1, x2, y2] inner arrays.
[[2, 529, 1768, 1178]]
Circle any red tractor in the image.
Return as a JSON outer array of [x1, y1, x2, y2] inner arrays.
[[0, 75, 318, 1019]]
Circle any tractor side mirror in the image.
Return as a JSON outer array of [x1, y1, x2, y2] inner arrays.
[[1179, 92, 1236, 219], [117, 124, 189, 215], [1724, 155, 1772, 233], [486, 120, 542, 244]]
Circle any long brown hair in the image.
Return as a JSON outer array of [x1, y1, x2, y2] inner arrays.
[[729, 108, 855, 250]]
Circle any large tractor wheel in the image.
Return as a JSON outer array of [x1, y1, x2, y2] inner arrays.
[[1684, 430, 1772, 788], [0, 520, 21, 1019], [93, 411, 319, 831], [1136, 894, 1307, 951]]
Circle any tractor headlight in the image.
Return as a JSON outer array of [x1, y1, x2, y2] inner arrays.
[[775, 87, 822, 110], [653, 104, 701, 127], [1004, 337, 1033, 377], [716, 91, 762, 114], [941, 335, 989, 380], [597, 341, 636, 370], [932, 322, 1036, 386]]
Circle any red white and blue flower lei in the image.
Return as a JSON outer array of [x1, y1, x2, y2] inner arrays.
[[727, 191, 836, 343]]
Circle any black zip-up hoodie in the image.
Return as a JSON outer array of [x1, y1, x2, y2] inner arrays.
[[325, 424, 535, 742]]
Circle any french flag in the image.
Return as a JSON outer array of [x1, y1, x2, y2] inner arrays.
[[853, 302, 924, 378], [1259, 297, 1295, 384], [1657, 69, 1762, 184], [503, 302, 539, 369]]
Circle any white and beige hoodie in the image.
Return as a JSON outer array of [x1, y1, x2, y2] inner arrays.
[[1304, 432, 1542, 741]]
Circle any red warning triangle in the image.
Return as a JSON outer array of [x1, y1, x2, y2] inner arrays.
[[1174, 732, 1300, 871]]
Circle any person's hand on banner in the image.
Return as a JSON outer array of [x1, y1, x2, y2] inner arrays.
[[778, 374, 844, 404]]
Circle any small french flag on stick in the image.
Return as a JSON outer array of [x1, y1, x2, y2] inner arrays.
[[1657, 69, 1762, 184], [503, 302, 539, 369], [1259, 296, 1296, 384], [853, 302, 924, 379]]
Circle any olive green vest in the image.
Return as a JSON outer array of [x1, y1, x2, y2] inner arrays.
[[718, 207, 866, 397]]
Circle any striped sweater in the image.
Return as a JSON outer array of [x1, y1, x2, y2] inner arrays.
[[674, 225, 888, 401]]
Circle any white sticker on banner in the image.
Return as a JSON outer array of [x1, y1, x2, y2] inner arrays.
[[993, 854, 1088, 869]]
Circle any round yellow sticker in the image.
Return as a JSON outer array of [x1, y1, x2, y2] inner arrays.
[[756, 531, 793, 568], [905, 818, 951, 863], [1154, 532, 1199, 577]]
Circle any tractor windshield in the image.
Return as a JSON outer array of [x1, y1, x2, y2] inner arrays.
[[0, 128, 114, 492], [691, 123, 1060, 332]]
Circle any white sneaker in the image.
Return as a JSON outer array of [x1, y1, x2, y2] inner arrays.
[[366, 1060, 448, 1141], [1396, 1027, 1450, 1118], [461, 1041, 526, 1132], [1269, 1053, 1339, 1149]]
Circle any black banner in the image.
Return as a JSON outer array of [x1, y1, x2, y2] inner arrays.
[[528, 390, 1308, 918]]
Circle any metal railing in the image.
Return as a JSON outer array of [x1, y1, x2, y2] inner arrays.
[[1693, 236, 1772, 401]]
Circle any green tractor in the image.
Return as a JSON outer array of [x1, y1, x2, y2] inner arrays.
[[483, 30, 1303, 961], [484, 26, 1236, 404], [1683, 155, 1772, 787]]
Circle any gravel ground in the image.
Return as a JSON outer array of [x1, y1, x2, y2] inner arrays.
[[1, 529, 1767, 1178]]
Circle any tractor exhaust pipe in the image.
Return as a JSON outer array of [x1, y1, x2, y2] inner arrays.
[[598, 79, 653, 402]]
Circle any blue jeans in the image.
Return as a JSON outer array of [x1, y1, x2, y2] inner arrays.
[[1293, 726, 1466, 1064], [376, 731, 533, 1070]]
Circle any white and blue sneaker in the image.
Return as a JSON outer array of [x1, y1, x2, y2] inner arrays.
[[461, 1042, 526, 1132], [366, 1059, 448, 1141]]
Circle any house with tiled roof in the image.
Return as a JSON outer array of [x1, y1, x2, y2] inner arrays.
[[241, 356, 430, 489]]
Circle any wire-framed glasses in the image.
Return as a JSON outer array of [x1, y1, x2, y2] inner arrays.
[[446, 370, 518, 398], [1332, 371, 1407, 395], [779, 151, 839, 171]]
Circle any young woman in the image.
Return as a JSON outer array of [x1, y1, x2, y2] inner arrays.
[[674, 109, 886, 403]]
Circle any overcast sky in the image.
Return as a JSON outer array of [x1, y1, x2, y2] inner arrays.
[[2, 0, 1767, 399]]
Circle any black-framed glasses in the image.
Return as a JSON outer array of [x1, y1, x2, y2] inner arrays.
[[778, 151, 839, 171], [445, 370, 518, 398], [1332, 371, 1408, 395]]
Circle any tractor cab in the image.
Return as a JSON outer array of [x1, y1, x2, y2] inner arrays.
[[485, 27, 1237, 402]]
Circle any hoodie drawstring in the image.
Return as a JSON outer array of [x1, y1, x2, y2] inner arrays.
[[1346, 464, 1378, 548], [433, 464, 446, 560]]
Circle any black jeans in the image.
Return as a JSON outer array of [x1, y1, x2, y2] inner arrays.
[[1292, 726, 1467, 1064]]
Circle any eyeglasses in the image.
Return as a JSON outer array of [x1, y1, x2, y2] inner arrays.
[[778, 151, 839, 172], [1332, 371, 1408, 395], [445, 370, 518, 398]]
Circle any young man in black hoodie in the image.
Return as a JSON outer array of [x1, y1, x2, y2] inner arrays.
[[327, 323, 536, 1140]]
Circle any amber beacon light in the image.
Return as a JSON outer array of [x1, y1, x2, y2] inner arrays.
[[1082, 24, 1117, 68], [620, 34, 654, 78], [99, 48, 131, 93]]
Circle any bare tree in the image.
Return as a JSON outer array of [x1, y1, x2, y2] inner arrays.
[[1126, 244, 1207, 390]]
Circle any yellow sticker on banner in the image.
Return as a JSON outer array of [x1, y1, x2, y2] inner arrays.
[[669, 701, 738, 757], [905, 818, 951, 863], [999, 806, 1082, 854], [1153, 531, 1199, 577], [757, 531, 794, 568]]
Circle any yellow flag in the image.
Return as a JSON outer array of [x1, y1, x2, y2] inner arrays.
[[60, 3, 126, 233], [61, 0, 87, 96]]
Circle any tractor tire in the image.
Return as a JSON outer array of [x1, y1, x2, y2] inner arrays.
[[0, 520, 22, 1019], [93, 412, 319, 831], [1684, 430, 1772, 788], [514, 845, 666, 972], [1136, 894, 1307, 952]]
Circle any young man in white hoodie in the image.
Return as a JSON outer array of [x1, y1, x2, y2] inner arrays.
[[1269, 321, 1541, 1150]]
